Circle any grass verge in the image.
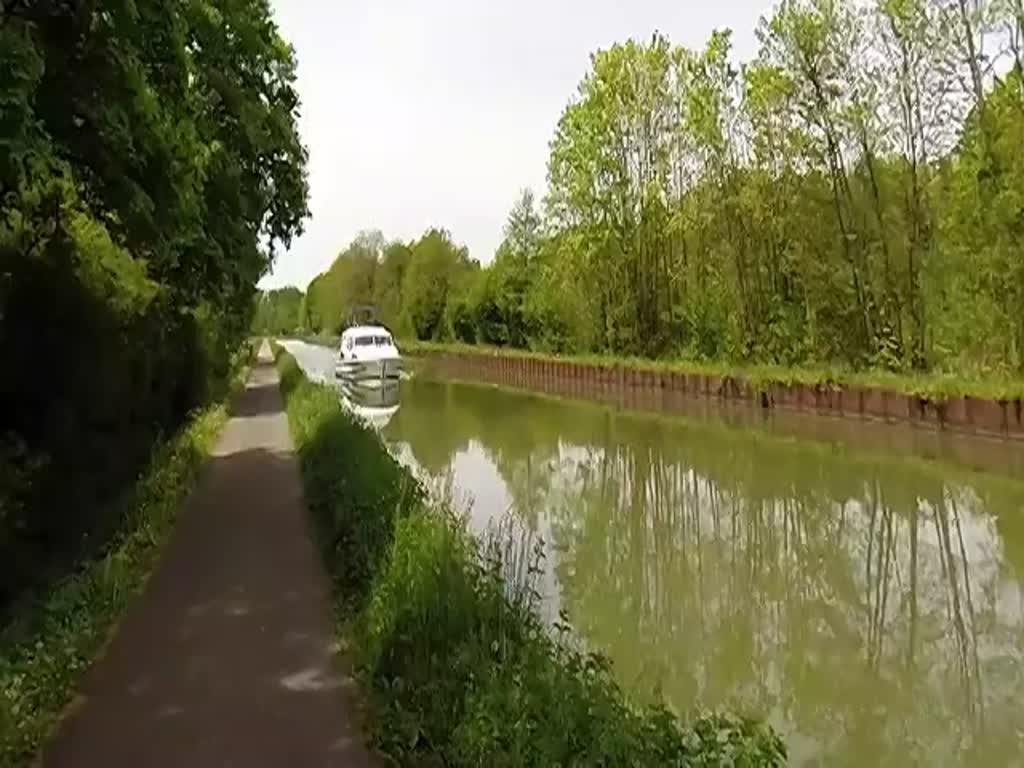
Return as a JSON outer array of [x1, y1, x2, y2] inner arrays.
[[399, 339, 1024, 401], [0, 367, 244, 766], [275, 347, 786, 767]]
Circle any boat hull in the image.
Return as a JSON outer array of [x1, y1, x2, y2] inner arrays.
[[335, 357, 402, 383]]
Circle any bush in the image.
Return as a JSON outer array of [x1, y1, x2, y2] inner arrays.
[[0, 244, 228, 614], [275, 350, 785, 766], [275, 347, 422, 600]]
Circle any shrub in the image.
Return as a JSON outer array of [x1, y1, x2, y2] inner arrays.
[[276, 347, 422, 600]]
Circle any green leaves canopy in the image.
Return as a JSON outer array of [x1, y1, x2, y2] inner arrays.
[[0, 0, 308, 607], [302, 0, 1023, 378]]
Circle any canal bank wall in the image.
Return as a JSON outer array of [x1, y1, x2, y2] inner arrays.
[[408, 348, 1024, 442]]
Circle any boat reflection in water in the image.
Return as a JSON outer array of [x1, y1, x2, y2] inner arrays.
[[338, 377, 401, 430]]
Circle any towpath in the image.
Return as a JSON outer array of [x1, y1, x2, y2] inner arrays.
[[43, 342, 377, 767]]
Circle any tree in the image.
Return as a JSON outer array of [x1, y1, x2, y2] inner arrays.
[[758, 0, 887, 362], [304, 231, 384, 333], [253, 287, 304, 335], [476, 189, 541, 346], [373, 241, 412, 331], [401, 229, 473, 340], [548, 36, 677, 355], [1, 0, 308, 607]]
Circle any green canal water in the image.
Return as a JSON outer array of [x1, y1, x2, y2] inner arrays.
[[376, 373, 1024, 766]]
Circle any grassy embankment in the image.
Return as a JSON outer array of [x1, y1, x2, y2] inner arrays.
[[0, 357, 251, 766], [274, 347, 785, 766], [399, 340, 1024, 402]]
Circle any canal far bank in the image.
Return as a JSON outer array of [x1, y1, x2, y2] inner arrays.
[[401, 342, 1024, 444]]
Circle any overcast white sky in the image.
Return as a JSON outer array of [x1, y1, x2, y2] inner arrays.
[[262, 0, 776, 290]]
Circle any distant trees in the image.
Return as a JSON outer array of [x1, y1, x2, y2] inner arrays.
[[402, 229, 475, 340], [300, 228, 477, 340], [302, 231, 384, 335], [373, 242, 413, 331], [253, 288, 305, 335], [300, 195, 543, 347]]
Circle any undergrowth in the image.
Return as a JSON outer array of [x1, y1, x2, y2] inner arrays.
[[0, 401, 230, 765], [275, 347, 786, 767]]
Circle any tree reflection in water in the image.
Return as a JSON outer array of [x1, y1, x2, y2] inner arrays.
[[383, 378, 1024, 766]]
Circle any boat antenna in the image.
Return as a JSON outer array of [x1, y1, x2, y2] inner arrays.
[[347, 304, 378, 328]]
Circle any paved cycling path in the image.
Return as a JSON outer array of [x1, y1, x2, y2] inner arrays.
[[44, 343, 377, 767]]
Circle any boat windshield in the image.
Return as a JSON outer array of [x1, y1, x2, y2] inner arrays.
[[353, 335, 393, 347]]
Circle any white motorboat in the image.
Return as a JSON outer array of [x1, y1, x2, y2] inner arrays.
[[335, 325, 402, 386]]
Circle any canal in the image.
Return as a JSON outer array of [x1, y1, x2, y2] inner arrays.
[[282, 341, 1024, 766]]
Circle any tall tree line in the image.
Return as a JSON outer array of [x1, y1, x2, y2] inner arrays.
[[536, 0, 1024, 370], [296, 0, 1023, 375], [0, 0, 308, 610]]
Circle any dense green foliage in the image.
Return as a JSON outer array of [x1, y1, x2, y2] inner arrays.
[[277, 350, 421, 598], [299, 231, 384, 334], [0, 0, 307, 611], [0, 401, 228, 766], [301, 0, 1024, 380], [299, 228, 476, 339], [275, 349, 786, 766], [253, 287, 304, 335]]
